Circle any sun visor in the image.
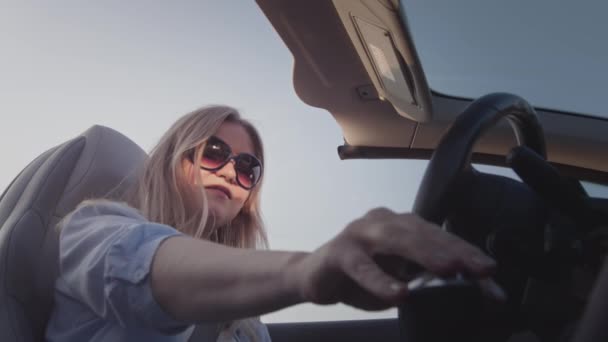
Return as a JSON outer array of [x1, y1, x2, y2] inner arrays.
[[333, 0, 433, 123], [256, 0, 430, 147]]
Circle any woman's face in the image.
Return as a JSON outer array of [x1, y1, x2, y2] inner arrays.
[[182, 121, 256, 228]]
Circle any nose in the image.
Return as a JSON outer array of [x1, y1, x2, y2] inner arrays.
[[215, 159, 237, 184]]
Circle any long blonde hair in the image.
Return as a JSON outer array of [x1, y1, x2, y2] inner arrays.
[[125, 105, 268, 249]]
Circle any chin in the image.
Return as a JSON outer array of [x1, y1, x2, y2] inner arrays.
[[207, 206, 230, 227]]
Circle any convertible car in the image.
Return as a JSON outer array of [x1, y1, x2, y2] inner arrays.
[[1, 0, 607, 341]]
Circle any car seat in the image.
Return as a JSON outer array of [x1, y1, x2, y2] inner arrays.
[[0, 125, 147, 341]]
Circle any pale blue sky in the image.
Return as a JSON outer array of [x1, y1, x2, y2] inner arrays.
[[0, 1, 429, 322], [404, 0, 608, 118]]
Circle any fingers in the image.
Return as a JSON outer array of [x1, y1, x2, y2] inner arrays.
[[360, 211, 496, 277], [364, 207, 396, 220], [397, 233, 495, 277], [327, 208, 500, 311]]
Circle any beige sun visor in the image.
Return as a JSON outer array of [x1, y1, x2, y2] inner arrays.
[[332, 0, 432, 123], [257, 0, 432, 130]]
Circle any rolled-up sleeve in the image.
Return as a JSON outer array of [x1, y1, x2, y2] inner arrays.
[[57, 201, 189, 334]]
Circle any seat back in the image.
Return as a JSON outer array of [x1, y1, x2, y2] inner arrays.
[[0, 125, 147, 341]]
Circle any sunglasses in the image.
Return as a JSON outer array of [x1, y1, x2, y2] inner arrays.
[[186, 136, 263, 190]]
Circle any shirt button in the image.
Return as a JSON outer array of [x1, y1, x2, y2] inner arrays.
[[134, 269, 145, 279]]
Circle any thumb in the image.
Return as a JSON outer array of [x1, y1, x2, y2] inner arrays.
[[341, 250, 408, 304]]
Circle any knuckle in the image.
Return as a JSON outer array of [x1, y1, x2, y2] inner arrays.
[[365, 207, 394, 219], [367, 222, 390, 241], [405, 213, 432, 230], [343, 218, 365, 236], [442, 232, 474, 251], [398, 212, 418, 220]]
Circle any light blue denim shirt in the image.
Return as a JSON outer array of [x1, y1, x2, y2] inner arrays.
[[45, 201, 271, 342]]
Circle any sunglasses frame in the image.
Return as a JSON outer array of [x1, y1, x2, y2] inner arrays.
[[185, 136, 263, 190]]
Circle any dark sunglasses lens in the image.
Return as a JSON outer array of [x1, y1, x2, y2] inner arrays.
[[235, 155, 262, 189], [201, 139, 230, 169]]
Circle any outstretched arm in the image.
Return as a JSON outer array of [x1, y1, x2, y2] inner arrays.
[[151, 237, 306, 322], [151, 209, 498, 323]]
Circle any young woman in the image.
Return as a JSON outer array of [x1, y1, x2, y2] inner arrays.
[[46, 105, 499, 342]]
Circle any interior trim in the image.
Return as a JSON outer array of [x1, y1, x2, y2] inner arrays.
[[337, 145, 608, 185]]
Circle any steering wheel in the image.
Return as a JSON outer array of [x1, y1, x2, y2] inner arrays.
[[413, 92, 546, 223], [398, 93, 547, 342]]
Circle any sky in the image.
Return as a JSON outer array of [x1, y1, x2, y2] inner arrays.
[[404, 0, 608, 118], [0, 1, 430, 323]]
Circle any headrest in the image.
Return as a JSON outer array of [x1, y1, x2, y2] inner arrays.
[[55, 125, 148, 216]]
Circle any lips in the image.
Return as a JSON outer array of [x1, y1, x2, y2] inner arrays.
[[205, 185, 232, 199]]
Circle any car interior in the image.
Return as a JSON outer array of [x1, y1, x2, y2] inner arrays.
[[1, 0, 607, 341], [256, 1, 608, 341]]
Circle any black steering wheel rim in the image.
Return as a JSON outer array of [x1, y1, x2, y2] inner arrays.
[[398, 93, 547, 342], [412, 92, 546, 225]]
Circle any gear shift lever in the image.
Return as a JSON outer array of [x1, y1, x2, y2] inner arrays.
[[399, 272, 485, 342]]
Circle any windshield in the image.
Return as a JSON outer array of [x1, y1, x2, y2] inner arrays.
[[402, 0, 608, 118]]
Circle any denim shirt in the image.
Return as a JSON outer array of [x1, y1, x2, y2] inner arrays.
[[45, 201, 271, 342]]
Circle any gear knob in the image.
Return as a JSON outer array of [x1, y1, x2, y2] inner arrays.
[[399, 273, 485, 342]]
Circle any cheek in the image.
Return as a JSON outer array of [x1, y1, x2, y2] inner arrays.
[[198, 170, 213, 184], [181, 160, 200, 185], [194, 168, 216, 187], [232, 190, 250, 211]]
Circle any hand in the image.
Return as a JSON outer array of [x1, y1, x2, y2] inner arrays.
[[289, 208, 498, 310]]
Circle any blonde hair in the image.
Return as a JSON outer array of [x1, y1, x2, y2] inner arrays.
[[125, 105, 268, 249]]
